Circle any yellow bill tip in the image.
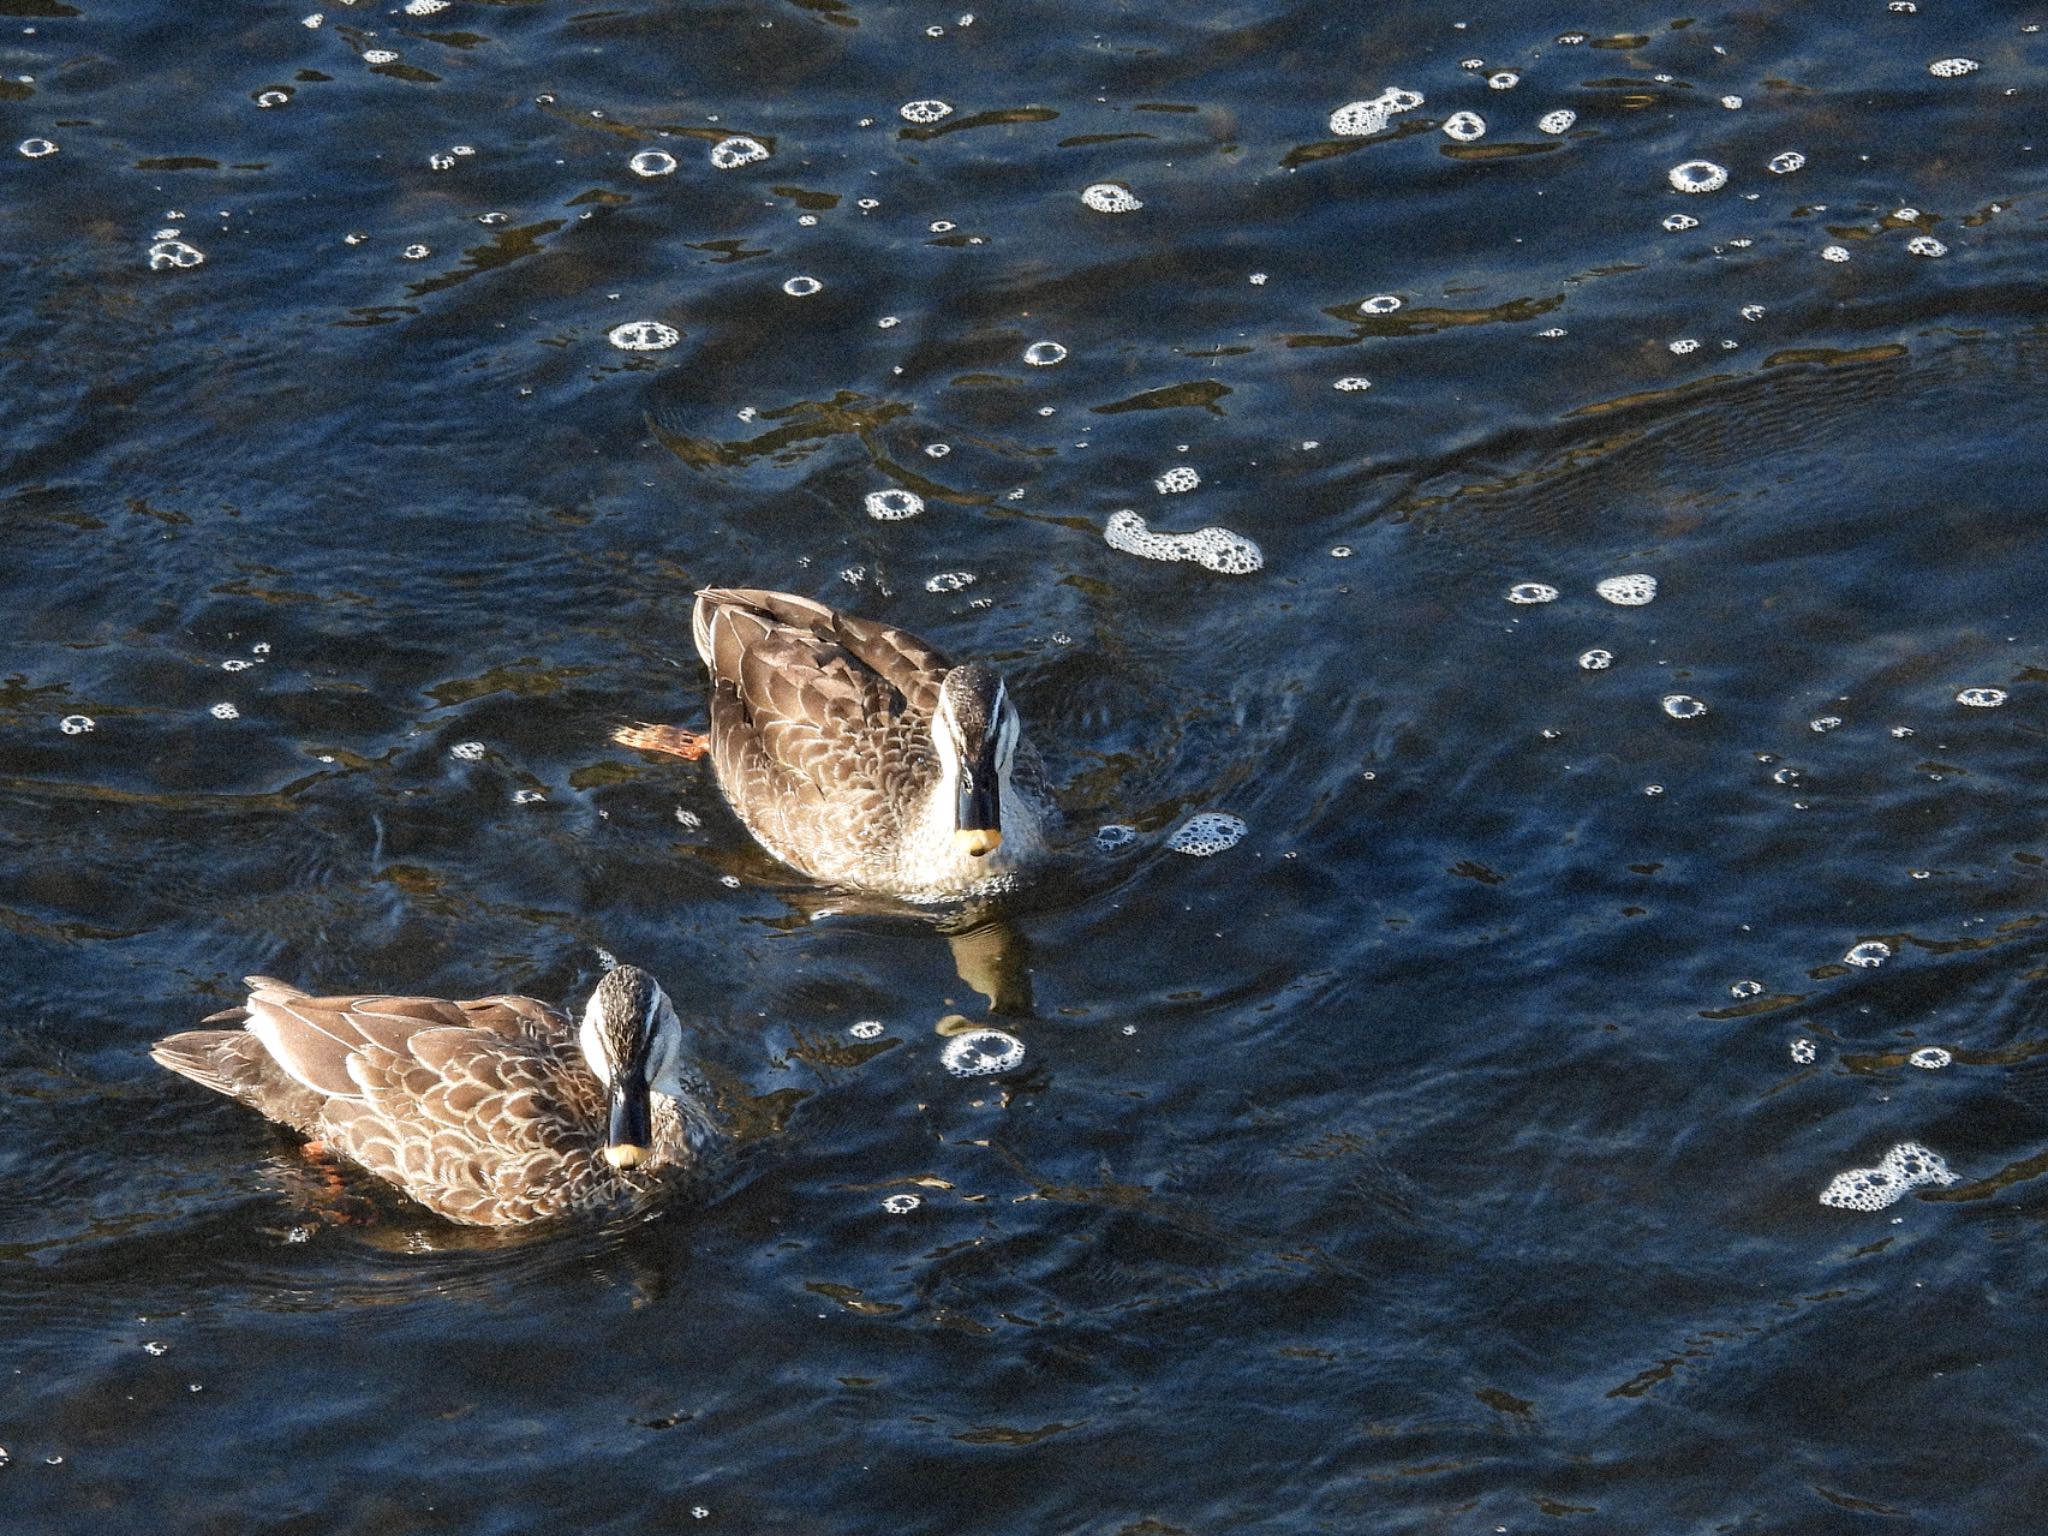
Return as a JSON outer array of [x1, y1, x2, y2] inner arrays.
[[605, 1143, 648, 1170], [955, 828, 1003, 857]]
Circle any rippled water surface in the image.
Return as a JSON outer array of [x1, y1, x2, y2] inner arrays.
[[5, 0, 2048, 1529]]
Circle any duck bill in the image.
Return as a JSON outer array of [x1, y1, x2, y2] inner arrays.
[[954, 765, 1002, 858], [604, 1063, 652, 1170]]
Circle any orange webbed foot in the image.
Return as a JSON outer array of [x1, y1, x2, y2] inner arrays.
[[611, 723, 711, 761]]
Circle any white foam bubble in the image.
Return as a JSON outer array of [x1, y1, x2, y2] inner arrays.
[[19, 137, 58, 158], [1328, 87, 1423, 136], [1442, 110, 1487, 142], [1332, 376, 1372, 392], [941, 1029, 1024, 1077], [209, 703, 239, 720], [630, 149, 678, 177], [59, 714, 94, 735], [782, 275, 822, 296], [1768, 151, 1806, 174], [924, 570, 974, 592], [1820, 245, 1851, 263], [608, 320, 680, 351], [1791, 1039, 1816, 1064], [1741, 303, 1766, 321], [403, 0, 447, 12], [1537, 109, 1576, 134], [1023, 340, 1067, 366], [1721, 94, 1743, 109], [1928, 57, 1979, 78], [881, 1192, 920, 1213], [256, 89, 290, 108], [1167, 811, 1247, 857], [1668, 159, 1729, 193], [1506, 582, 1558, 604], [1844, 940, 1892, 968], [1810, 716, 1842, 733], [1819, 1141, 1957, 1210], [1909, 1047, 1952, 1070], [148, 240, 205, 271], [899, 99, 953, 124], [864, 489, 924, 521], [1730, 979, 1764, 998], [1093, 824, 1137, 851], [1579, 649, 1614, 670], [1663, 214, 1699, 232], [402, 244, 430, 260], [709, 135, 769, 170], [512, 788, 546, 805], [1104, 509, 1262, 575], [1359, 295, 1402, 314], [1081, 183, 1143, 213], [1956, 687, 2006, 707], [1597, 573, 1657, 606], [1661, 694, 1708, 719], [450, 741, 486, 761], [850, 1021, 884, 1039], [1487, 71, 1519, 90], [1670, 338, 1700, 355], [1908, 235, 1949, 258], [363, 49, 399, 64], [1154, 466, 1200, 494]]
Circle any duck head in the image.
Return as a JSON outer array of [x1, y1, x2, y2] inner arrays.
[[933, 662, 1022, 858], [578, 965, 690, 1169]]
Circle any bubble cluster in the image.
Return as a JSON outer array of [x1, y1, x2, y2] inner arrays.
[[1327, 87, 1424, 137], [630, 150, 678, 177], [1332, 376, 1372, 392], [1670, 339, 1700, 355], [1154, 466, 1200, 495], [59, 715, 95, 735], [1908, 235, 1949, 258], [1597, 573, 1657, 606], [1104, 510, 1263, 575], [1663, 213, 1699, 232], [512, 789, 546, 805], [899, 99, 953, 124], [608, 320, 680, 351], [1487, 71, 1519, 90], [864, 488, 924, 521], [149, 240, 205, 271], [1359, 295, 1402, 314], [1820, 245, 1851, 263], [782, 275, 822, 296], [881, 1193, 921, 1214], [1791, 1039, 1817, 1064], [1809, 715, 1841, 733], [1166, 812, 1248, 857], [1927, 58, 1979, 78], [1093, 824, 1138, 851], [941, 1028, 1025, 1077], [1819, 1141, 1958, 1210], [1909, 1047, 1952, 1070], [1537, 110, 1576, 135], [924, 570, 973, 592], [1955, 687, 2006, 707], [1844, 940, 1893, 968], [1023, 340, 1068, 366], [209, 703, 239, 720], [402, 244, 430, 260], [1767, 151, 1806, 174], [1730, 979, 1764, 998], [1442, 111, 1487, 142], [1668, 160, 1729, 194], [709, 136, 769, 170], [1661, 694, 1708, 719], [450, 741, 486, 761], [1506, 582, 1559, 604], [1579, 649, 1614, 670], [1081, 183, 1143, 213]]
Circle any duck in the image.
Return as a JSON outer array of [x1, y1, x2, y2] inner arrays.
[[615, 587, 1054, 902], [151, 964, 714, 1227]]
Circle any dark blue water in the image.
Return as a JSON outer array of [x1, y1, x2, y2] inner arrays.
[[5, 1, 2047, 1529]]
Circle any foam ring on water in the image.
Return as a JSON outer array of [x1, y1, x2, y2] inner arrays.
[[1844, 940, 1892, 968], [1104, 510, 1262, 575], [1093, 824, 1137, 851], [1928, 57, 1979, 78], [608, 320, 680, 351], [709, 136, 769, 170], [19, 138, 59, 158], [148, 240, 205, 271], [899, 99, 953, 124], [59, 715, 94, 735], [1768, 151, 1806, 174], [1359, 295, 1402, 314], [1023, 340, 1067, 366], [1909, 1047, 1952, 1070], [1597, 573, 1657, 606], [782, 275, 823, 296], [1081, 183, 1143, 213], [1167, 812, 1247, 857], [865, 488, 924, 521], [630, 150, 678, 177], [1506, 582, 1558, 604], [941, 1029, 1025, 1077], [1668, 159, 1729, 193], [1661, 694, 1708, 719], [1537, 109, 1576, 134], [1154, 466, 1200, 495], [1908, 235, 1948, 258], [1579, 649, 1614, 671], [1442, 111, 1486, 142], [1955, 687, 2006, 707], [1819, 1141, 1957, 1210]]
